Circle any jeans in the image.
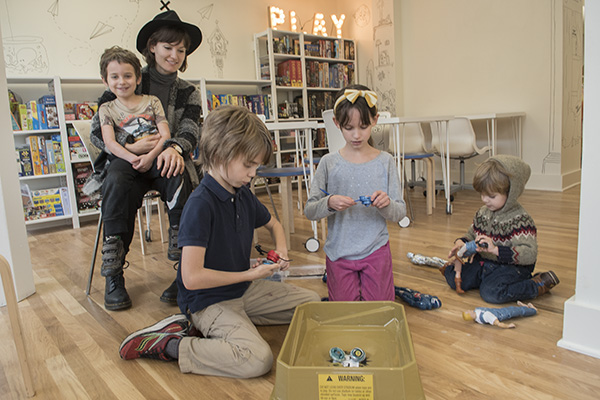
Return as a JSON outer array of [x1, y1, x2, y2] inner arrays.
[[101, 157, 191, 253], [443, 255, 537, 304]]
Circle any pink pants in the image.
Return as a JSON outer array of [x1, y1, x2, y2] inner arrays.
[[326, 242, 395, 301]]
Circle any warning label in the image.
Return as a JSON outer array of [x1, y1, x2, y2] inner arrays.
[[318, 374, 374, 400]]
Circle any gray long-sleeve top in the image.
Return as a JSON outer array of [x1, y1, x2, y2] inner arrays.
[[304, 151, 406, 261]]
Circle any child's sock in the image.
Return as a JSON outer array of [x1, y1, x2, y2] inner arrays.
[[165, 337, 181, 360]]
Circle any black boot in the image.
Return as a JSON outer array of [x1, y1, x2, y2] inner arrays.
[[160, 279, 178, 305], [168, 225, 181, 261], [101, 236, 125, 277], [105, 272, 132, 311]]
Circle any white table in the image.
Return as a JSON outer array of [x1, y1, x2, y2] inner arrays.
[[378, 115, 454, 214], [458, 112, 526, 157]]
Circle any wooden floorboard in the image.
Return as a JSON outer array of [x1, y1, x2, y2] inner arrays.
[[1, 184, 598, 399]]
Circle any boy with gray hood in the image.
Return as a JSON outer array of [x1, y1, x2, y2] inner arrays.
[[440, 155, 559, 303]]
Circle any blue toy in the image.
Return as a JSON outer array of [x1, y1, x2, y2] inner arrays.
[[394, 286, 442, 310], [320, 188, 372, 207], [457, 239, 488, 258], [355, 196, 372, 207]]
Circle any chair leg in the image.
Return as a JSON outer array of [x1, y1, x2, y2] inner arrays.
[[263, 177, 280, 221], [137, 208, 146, 256], [0, 256, 35, 397], [157, 199, 167, 244], [403, 170, 415, 221], [86, 211, 103, 296]]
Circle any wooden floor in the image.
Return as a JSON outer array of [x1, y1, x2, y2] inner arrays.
[[1, 183, 598, 399]]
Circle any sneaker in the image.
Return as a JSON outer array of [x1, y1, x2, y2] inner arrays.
[[104, 273, 132, 311], [119, 314, 190, 361], [101, 236, 125, 277], [532, 271, 560, 296], [168, 225, 181, 261]]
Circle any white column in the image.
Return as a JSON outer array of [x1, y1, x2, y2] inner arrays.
[[558, 0, 600, 358], [0, 23, 36, 305]]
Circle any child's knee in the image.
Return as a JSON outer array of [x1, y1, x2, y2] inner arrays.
[[240, 342, 273, 378]]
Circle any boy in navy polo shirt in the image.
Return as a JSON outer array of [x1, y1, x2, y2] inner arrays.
[[119, 105, 320, 378]]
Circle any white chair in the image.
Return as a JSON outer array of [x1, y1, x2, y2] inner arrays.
[[322, 109, 345, 153], [71, 120, 167, 295], [429, 117, 491, 197]]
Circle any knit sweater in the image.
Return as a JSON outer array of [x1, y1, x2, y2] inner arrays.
[[84, 66, 201, 194], [461, 155, 537, 267]]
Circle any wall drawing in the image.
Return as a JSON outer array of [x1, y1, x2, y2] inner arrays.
[[371, 0, 395, 114], [353, 4, 371, 28], [198, 4, 213, 20], [208, 20, 228, 78]]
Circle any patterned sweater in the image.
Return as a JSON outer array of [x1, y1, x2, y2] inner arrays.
[[460, 155, 537, 267]]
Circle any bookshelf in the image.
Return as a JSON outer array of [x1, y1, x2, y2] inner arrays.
[[8, 76, 80, 229]]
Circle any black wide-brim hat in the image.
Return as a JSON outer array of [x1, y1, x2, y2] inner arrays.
[[136, 10, 202, 55]]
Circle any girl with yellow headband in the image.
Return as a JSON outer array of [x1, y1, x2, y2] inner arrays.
[[305, 84, 406, 301]]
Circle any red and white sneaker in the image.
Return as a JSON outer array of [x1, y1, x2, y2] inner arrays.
[[119, 314, 189, 361]]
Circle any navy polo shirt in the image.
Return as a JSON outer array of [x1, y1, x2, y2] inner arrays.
[[176, 174, 271, 314]]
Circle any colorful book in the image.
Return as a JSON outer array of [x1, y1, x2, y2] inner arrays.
[[51, 135, 66, 173], [18, 146, 33, 177], [37, 136, 49, 174], [27, 136, 43, 175]]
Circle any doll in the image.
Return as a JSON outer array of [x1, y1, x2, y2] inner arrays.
[[462, 301, 537, 328]]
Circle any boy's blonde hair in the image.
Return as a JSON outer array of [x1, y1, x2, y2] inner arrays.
[[199, 106, 272, 172], [100, 46, 142, 81], [473, 158, 511, 196]]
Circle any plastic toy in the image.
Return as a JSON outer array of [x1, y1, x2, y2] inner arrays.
[[319, 188, 372, 207], [329, 346, 367, 367], [463, 301, 537, 328], [355, 195, 372, 206], [394, 286, 441, 310], [448, 239, 489, 294], [254, 244, 291, 281], [406, 252, 447, 268]]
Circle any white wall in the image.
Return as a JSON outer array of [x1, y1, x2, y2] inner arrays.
[[396, 0, 581, 191], [0, 24, 36, 305], [558, 0, 600, 359]]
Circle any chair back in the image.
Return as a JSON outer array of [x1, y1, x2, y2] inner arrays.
[[430, 117, 489, 158], [322, 109, 346, 153], [71, 120, 102, 166]]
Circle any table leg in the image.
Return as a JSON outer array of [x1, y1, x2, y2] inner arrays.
[[280, 176, 293, 248]]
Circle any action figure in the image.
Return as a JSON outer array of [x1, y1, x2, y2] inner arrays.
[[444, 239, 488, 294], [462, 301, 537, 328], [394, 286, 442, 310], [406, 252, 447, 268]]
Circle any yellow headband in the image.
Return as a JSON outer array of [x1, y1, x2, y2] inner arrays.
[[333, 89, 378, 112]]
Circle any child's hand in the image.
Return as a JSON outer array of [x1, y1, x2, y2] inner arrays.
[[274, 249, 290, 271], [449, 240, 465, 258], [328, 195, 356, 211], [250, 260, 283, 280], [370, 190, 390, 208], [475, 235, 498, 255], [132, 154, 153, 173]]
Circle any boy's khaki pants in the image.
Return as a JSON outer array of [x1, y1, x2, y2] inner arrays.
[[178, 279, 320, 378]]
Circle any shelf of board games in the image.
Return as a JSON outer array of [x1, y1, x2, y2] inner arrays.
[[253, 28, 357, 123], [7, 77, 107, 229]]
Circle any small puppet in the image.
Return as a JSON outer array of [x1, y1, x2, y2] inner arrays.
[[462, 301, 537, 328], [444, 239, 489, 294], [394, 286, 442, 310]]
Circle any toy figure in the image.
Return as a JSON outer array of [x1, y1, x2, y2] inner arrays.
[[394, 286, 442, 310], [406, 252, 447, 268], [445, 239, 488, 294], [329, 346, 366, 367], [355, 195, 372, 206], [462, 301, 537, 328]]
